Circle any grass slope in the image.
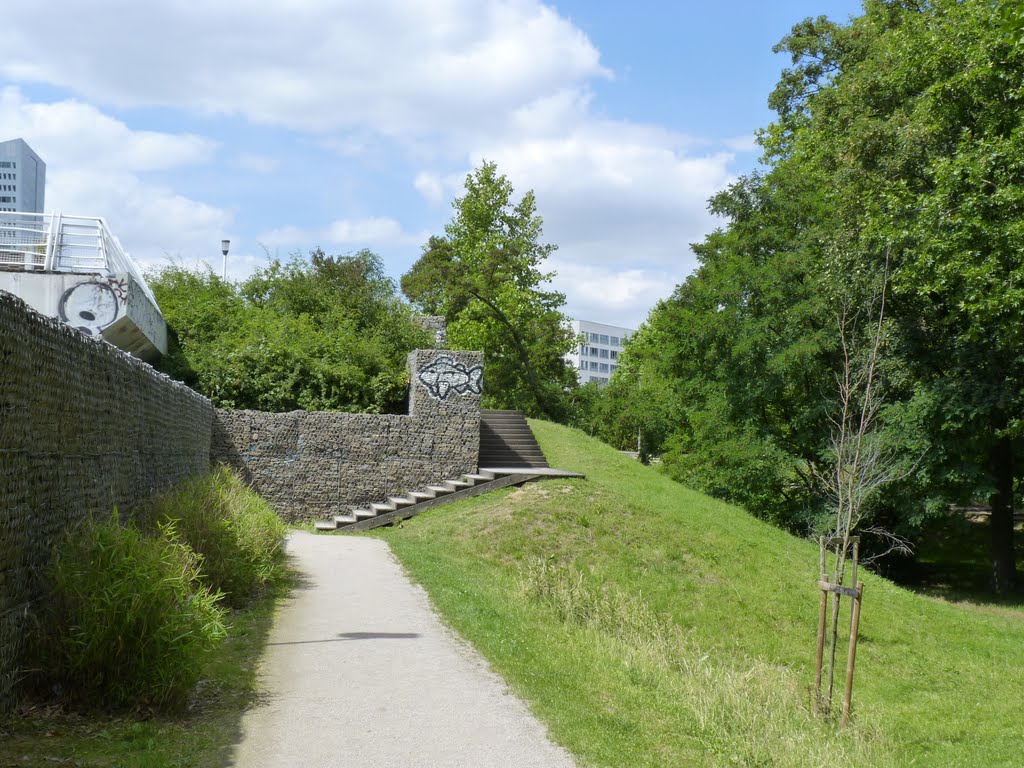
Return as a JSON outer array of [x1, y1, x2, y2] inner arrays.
[[373, 420, 1024, 767]]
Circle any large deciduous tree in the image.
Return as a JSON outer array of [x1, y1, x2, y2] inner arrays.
[[624, 0, 1022, 591], [765, 0, 1024, 591], [401, 161, 576, 417]]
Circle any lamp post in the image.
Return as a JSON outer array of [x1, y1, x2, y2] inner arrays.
[[221, 239, 230, 280]]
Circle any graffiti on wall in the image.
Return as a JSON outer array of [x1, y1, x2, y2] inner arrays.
[[417, 356, 483, 400], [57, 277, 127, 336]]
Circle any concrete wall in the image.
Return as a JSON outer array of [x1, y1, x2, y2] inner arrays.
[[0, 291, 212, 708], [212, 349, 484, 523], [0, 270, 168, 361]]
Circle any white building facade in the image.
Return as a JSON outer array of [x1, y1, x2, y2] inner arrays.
[[0, 139, 45, 213], [565, 319, 635, 385]]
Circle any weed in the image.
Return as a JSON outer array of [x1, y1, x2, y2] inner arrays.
[[141, 466, 287, 606], [27, 515, 226, 711]]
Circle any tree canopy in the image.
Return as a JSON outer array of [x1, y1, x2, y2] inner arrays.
[[401, 161, 576, 418], [150, 249, 430, 413], [585, 0, 1023, 591]]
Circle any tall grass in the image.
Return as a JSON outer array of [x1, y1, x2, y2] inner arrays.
[[24, 467, 286, 712], [140, 466, 287, 606], [28, 515, 226, 711], [520, 558, 891, 766]]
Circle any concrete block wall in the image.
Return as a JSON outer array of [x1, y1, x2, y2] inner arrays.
[[212, 349, 484, 523], [0, 291, 212, 708]]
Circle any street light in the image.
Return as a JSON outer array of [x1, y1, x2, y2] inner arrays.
[[221, 239, 230, 280]]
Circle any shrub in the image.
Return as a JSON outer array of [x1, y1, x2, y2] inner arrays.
[[29, 515, 226, 711], [142, 467, 287, 606]]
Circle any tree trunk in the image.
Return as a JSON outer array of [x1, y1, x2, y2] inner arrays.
[[988, 437, 1017, 594]]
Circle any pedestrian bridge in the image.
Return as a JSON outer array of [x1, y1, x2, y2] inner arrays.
[[0, 212, 166, 361]]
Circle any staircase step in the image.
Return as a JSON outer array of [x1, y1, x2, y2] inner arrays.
[[353, 508, 377, 520], [334, 513, 358, 525], [371, 502, 396, 514], [464, 472, 495, 482], [314, 520, 338, 531], [388, 496, 416, 508], [444, 479, 474, 491], [426, 485, 454, 495], [409, 490, 436, 502]]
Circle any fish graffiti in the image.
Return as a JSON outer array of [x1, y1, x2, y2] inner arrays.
[[417, 356, 483, 400]]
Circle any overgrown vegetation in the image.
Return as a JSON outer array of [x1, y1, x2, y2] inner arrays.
[[3, 577, 285, 767], [20, 468, 287, 714], [26, 516, 227, 712], [374, 421, 1024, 767], [140, 466, 288, 607], [149, 248, 431, 413]]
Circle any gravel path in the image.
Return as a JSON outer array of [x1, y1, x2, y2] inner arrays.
[[230, 530, 577, 768]]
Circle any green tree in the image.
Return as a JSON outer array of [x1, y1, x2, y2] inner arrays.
[[149, 250, 429, 413], [401, 161, 576, 417], [766, 0, 1024, 590], [643, 0, 1023, 590]]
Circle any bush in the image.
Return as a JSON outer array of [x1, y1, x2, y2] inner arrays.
[[29, 515, 226, 711], [142, 467, 287, 606]]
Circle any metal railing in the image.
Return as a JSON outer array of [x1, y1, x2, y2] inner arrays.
[[0, 211, 159, 308]]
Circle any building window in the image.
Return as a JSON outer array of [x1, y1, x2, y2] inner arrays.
[[610, 336, 619, 346], [599, 334, 609, 344], [589, 361, 599, 371], [599, 363, 609, 373], [590, 332, 600, 343], [599, 348, 609, 358], [610, 350, 618, 360]]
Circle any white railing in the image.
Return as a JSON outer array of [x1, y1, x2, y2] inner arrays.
[[0, 211, 159, 308]]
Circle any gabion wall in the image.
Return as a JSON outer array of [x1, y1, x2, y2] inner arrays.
[[0, 291, 213, 709], [212, 349, 483, 522]]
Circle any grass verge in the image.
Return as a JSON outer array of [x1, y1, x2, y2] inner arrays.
[[373, 420, 1024, 767]]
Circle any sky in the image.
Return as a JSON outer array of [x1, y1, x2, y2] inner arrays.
[[0, 0, 863, 329]]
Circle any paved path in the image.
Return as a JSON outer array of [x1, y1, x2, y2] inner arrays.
[[230, 531, 577, 768]]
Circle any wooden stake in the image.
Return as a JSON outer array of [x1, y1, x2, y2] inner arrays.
[[841, 581, 864, 728], [813, 536, 827, 714]]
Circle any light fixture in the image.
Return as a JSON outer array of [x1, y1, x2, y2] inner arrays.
[[221, 239, 230, 280]]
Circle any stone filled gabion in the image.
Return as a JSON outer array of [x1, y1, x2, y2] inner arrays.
[[0, 291, 213, 711], [412, 315, 448, 349], [1, 289, 484, 711], [212, 349, 483, 524]]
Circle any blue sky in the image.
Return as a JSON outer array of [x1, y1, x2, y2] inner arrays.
[[0, 0, 862, 328]]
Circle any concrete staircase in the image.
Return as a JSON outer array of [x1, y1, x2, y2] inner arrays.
[[314, 411, 558, 533], [313, 469, 544, 533], [479, 409, 549, 469]]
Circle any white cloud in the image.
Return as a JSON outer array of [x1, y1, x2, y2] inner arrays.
[[0, 0, 609, 140], [0, 87, 231, 271], [258, 217, 426, 251], [473, 118, 730, 267], [233, 153, 280, 173], [723, 134, 759, 153], [0, 87, 215, 172], [549, 261, 677, 329], [414, 172, 446, 207]]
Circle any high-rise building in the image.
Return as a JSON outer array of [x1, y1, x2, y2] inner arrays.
[[565, 319, 635, 386], [0, 138, 46, 213]]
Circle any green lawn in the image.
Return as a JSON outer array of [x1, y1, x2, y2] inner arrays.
[[373, 420, 1024, 767]]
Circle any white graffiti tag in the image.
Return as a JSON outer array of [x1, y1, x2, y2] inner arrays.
[[417, 356, 483, 400]]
